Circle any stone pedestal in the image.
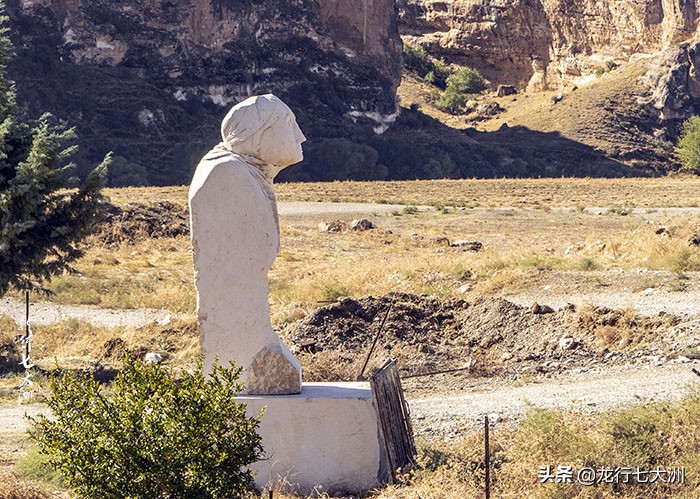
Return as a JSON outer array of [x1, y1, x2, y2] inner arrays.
[[238, 382, 386, 495]]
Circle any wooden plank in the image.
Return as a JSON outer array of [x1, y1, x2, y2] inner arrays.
[[371, 358, 416, 482]]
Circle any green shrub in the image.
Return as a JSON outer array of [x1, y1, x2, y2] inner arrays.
[[677, 116, 700, 173], [29, 356, 263, 498], [424, 59, 453, 89], [445, 67, 487, 95], [403, 42, 432, 76], [436, 67, 487, 115], [436, 89, 471, 114]]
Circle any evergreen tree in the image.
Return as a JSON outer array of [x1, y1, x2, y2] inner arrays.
[[0, 5, 109, 296]]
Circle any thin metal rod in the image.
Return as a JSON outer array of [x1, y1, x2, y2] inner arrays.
[[358, 300, 394, 380], [24, 291, 29, 359], [485, 415, 490, 499]]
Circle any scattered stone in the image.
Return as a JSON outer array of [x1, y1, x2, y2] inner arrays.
[[144, 352, 162, 364], [641, 288, 656, 296], [319, 220, 346, 233], [434, 236, 451, 246], [552, 92, 564, 103], [559, 336, 577, 350], [690, 234, 700, 246], [458, 283, 473, 294], [450, 240, 483, 251], [531, 303, 555, 314], [350, 219, 376, 231], [156, 314, 172, 326], [500, 352, 513, 361], [496, 84, 516, 97], [652, 355, 668, 366], [477, 101, 504, 116], [655, 226, 668, 235], [564, 244, 583, 254], [487, 413, 503, 423]]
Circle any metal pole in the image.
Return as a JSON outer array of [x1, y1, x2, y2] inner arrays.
[[358, 300, 394, 380], [485, 415, 490, 499], [24, 290, 29, 360]]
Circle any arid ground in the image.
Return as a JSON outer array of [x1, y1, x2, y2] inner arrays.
[[2, 178, 700, 497]]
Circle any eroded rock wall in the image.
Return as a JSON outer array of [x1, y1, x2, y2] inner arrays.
[[399, 0, 700, 89], [8, 0, 402, 184]]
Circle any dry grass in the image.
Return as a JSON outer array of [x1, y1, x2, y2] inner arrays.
[[248, 390, 700, 498], [38, 235, 196, 313], [0, 471, 53, 499], [21, 182, 700, 326], [107, 177, 700, 210], [5, 181, 700, 497]]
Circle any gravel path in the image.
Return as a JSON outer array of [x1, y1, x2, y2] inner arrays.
[[3, 363, 697, 444], [0, 297, 171, 328], [408, 363, 699, 438], [505, 290, 700, 317]]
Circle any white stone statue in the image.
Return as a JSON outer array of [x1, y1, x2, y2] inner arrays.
[[189, 94, 306, 394]]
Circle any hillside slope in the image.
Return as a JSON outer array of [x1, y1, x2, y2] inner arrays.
[[8, 0, 401, 185]]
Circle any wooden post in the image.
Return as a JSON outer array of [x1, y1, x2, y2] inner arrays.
[[485, 415, 490, 499]]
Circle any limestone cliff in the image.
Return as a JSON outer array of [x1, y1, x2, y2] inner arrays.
[[399, 0, 700, 91], [8, 0, 401, 184]]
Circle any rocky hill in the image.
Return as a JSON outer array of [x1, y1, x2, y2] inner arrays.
[[8, 0, 700, 183], [8, 0, 401, 185], [398, 0, 700, 173], [398, 0, 698, 91]]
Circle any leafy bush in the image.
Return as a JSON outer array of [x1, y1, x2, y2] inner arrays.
[[29, 356, 263, 498], [403, 42, 432, 76], [436, 89, 471, 114], [424, 59, 453, 89], [445, 67, 488, 95], [435, 67, 487, 114], [677, 116, 700, 173], [595, 59, 620, 77], [403, 43, 453, 89]]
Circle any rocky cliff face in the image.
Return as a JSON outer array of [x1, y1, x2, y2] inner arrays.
[[8, 0, 401, 184], [399, 0, 700, 91]]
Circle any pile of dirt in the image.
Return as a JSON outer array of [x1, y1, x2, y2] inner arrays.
[[285, 292, 694, 382], [94, 201, 189, 245]]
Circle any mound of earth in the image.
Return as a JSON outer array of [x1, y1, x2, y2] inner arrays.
[[95, 201, 189, 245], [285, 292, 698, 382]]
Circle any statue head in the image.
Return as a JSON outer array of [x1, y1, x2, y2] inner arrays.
[[220, 94, 306, 177]]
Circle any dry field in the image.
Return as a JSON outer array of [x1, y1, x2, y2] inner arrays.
[[107, 176, 700, 208], [2, 178, 700, 497]]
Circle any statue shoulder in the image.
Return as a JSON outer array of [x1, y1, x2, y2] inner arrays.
[[189, 150, 263, 202]]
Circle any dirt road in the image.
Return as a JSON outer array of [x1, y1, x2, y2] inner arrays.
[[407, 363, 698, 439], [2, 363, 697, 449]]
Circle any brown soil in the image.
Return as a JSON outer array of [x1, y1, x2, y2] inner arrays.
[[94, 201, 189, 245], [286, 292, 696, 384]]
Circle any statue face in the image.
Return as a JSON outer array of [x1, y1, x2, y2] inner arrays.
[[258, 111, 306, 168]]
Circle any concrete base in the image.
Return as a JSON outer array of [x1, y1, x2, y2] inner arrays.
[[238, 382, 385, 495]]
